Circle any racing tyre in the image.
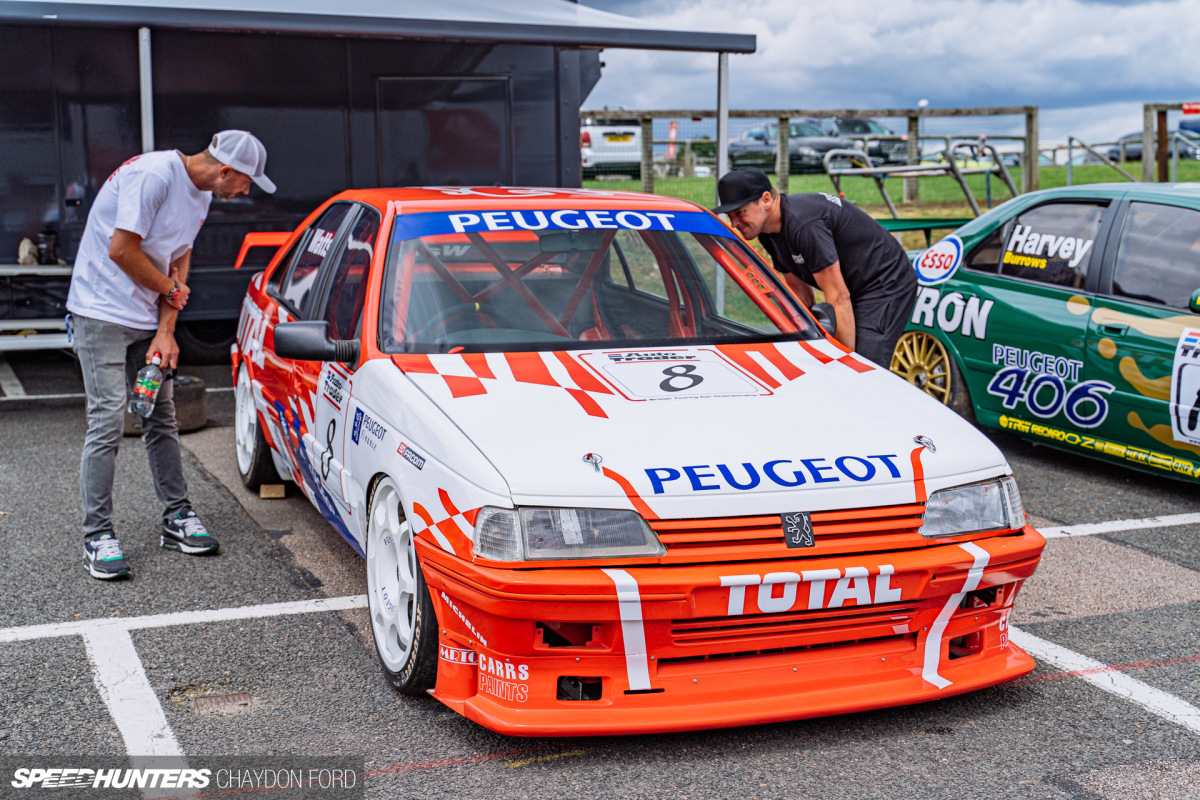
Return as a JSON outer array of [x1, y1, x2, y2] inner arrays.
[[366, 477, 438, 695], [890, 331, 975, 422], [235, 365, 280, 490]]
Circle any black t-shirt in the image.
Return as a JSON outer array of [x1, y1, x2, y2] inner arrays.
[[759, 193, 915, 302]]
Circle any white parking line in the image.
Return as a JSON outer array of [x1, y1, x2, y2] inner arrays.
[[1011, 627, 1200, 736], [1039, 512, 1200, 539], [0, 595, 366, 758], [0, 355, 26, 397]]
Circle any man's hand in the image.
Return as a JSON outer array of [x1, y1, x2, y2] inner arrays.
[[148, 330, 180, 371]]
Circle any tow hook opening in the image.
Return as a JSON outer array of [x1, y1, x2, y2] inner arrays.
[[536, 621, 603, 648], [948, 631, 983, 660], [557, 676, 603, 701], [960, 586, 999, 610]]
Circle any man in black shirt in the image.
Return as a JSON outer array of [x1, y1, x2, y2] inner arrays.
[[714, 167, 917, 366]]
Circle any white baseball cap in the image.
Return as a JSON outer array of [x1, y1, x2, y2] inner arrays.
[[208, 130, 276, 194]]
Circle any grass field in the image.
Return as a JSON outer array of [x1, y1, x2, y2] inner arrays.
[[584, 159, 1200, 248]]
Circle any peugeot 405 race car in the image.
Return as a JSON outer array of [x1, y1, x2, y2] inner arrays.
[[232, 186, 1044, 736]]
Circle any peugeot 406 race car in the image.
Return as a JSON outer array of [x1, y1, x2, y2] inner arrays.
[[232, 186, 1044, 736], [895, 183, 1200, 483]]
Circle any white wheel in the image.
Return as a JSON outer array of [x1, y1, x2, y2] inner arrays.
[[234, 365, 279, 489], [365, 477, 437, 693]]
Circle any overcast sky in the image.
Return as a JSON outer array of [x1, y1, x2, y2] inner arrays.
[[578, 0, 1200, 145]]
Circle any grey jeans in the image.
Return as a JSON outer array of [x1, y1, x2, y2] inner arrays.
[[73, 314, 190, 538]]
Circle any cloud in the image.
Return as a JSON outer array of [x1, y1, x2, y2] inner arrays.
[[580, 0, 1200, 142]]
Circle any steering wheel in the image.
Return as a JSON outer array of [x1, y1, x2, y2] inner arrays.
[[409, 302, 497, 342]]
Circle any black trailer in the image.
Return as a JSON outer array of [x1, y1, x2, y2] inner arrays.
[[0, 0, 752, 361]]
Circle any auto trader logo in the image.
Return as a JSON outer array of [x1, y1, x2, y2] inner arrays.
[[10, 767, 211, 790]]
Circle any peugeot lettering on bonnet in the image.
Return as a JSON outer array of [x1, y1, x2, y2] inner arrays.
[[232, 186, 1044, 736]]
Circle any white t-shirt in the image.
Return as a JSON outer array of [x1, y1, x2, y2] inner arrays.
[[67, 150, 213, 330]]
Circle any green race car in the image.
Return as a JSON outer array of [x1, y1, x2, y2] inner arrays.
[[890, 183, 1200, 482]]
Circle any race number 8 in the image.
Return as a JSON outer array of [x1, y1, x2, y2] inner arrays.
[[660, 364, 704, 393]]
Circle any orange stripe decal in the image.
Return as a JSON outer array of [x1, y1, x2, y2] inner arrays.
[[761, 343, 805, 380], [716, 344, 780, 388], [910, 446, 928, 504], [412, 501, 435, 528], [837, 354, 875, 373], [505, 352, 557, 386], [442, 374, 487, 398], [554, 351, 612, 394], [392, 354, 437, 374], [798, 341, 834, 364], [601, 467, 659, 521], [462, 353, 495, 380], [439, 488, 461, 517], [566, 388, 608, 418]]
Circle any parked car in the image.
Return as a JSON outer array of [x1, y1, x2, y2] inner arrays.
[[893, 184, 1200, 484], [728, 120, 865, 173], [580, 117, 641, 179], [1106, 131, 1200, 162], [830, 117, 909, 164], [233, 186, 1044, 736]]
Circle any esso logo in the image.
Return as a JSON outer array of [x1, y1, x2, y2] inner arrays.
[[914, 235, 963, 286]]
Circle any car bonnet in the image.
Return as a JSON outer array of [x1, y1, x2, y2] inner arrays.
[[391, 340, 1010, 518]]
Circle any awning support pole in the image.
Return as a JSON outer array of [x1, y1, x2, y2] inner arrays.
[[715, 51, 730, 313], [138, 27, 154, 153]]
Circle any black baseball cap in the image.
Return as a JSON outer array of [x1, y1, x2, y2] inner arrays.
[[712, 167, 773, 214]]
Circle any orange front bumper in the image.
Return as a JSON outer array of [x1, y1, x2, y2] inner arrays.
[[419, 525, 1045, 736]]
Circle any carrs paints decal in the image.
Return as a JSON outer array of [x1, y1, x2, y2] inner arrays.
[[913, 235, 963, 285], [1170, 328, 1200, 446], [477, 652, 530, 703]]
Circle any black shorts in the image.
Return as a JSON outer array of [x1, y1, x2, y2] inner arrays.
[[852, 283, 919, 367]]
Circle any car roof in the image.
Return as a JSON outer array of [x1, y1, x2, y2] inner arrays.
[[1029, 183, 1200, 201], [325, 187, 709, 214]]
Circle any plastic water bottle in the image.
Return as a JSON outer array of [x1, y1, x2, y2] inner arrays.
[[128, 355, 164, 418]]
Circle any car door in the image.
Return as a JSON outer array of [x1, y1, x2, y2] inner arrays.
[[1087, 197, 1200, 472], [949, 199, 1113, 429], [291, 204, 381, 545]]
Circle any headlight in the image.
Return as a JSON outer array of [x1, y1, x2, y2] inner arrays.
[[919, 476, 1025, 539], [474, 507, 665, 561], [795, 145, 818, 156]]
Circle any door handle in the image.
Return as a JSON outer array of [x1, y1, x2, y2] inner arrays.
[[1098, 323, 1129, 336]]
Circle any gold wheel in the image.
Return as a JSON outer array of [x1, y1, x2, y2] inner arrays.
[[891, 331, 953, 405]]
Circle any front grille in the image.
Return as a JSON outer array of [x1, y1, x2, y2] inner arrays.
[[650, 503, 927, 563], [671, 601, 920, 648]]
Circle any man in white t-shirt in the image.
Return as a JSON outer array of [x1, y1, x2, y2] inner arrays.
[[68, 130, 275, 579]]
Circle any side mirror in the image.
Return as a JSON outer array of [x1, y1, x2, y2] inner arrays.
[[811, 302, 837, 335], [1191, 288, 1200, 314], [273, 321, 359, 364]]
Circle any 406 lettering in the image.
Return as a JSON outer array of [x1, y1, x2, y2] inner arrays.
[[986, 367, 1114, 428]]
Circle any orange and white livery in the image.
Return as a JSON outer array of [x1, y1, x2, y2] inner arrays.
[[232, 187, 1044, 736]]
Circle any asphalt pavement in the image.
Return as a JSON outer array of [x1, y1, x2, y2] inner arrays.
[[0, 351, 1198, 800]]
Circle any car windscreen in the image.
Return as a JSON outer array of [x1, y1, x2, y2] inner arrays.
[[379, 209, 821, 353]]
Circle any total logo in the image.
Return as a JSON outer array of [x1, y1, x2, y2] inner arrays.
[[721, 565, 902, 616]]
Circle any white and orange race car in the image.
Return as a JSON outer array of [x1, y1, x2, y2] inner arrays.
[[232, 187, 1044, 736]]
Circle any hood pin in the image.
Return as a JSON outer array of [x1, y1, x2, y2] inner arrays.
[[914, 435, 936, 454], [583, 453, 603, 473]]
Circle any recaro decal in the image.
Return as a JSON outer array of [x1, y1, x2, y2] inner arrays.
[[910, 287, 993, 340], [999, 415, 1200, 479], [1005, 224, 1093, 270], [913, 235, 963, 286], [1170, 328, 1200, 447], [644, 454, 902, 494]]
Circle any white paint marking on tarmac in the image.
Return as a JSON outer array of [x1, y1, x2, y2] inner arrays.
[[0, 355, 27, 397], [1039, 512, 1200, 539], [1011, 626, 1200, 736], [0, 594, 368, 643], [82, 628, 183, 758]]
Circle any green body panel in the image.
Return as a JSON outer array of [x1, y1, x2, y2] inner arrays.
[[898, 184, 1200, 482]]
